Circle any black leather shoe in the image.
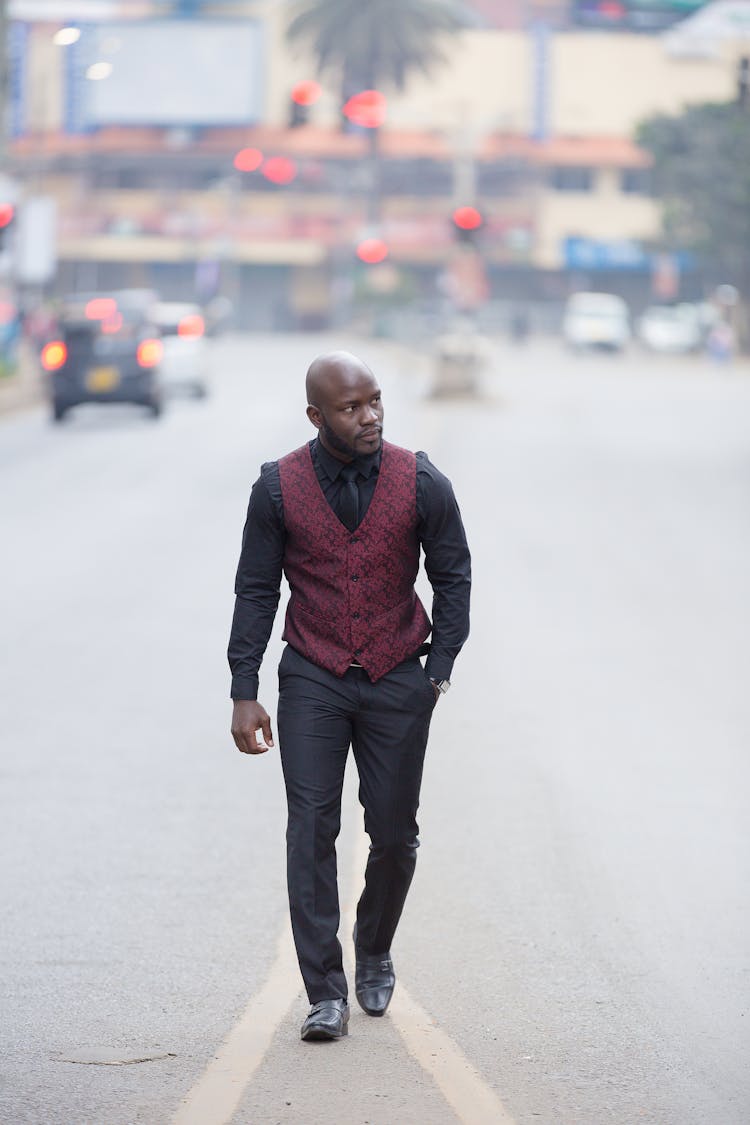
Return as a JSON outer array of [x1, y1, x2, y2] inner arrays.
[[300, 998, 349, 1042], [354, 926, 396, 1016]]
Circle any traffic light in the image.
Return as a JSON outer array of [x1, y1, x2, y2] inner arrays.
[[343, 90, 387, 130], [233, 147, 263, 172], [0, 203, 15, 252], [451, 206, 483, 244], [290, 101, 309, 127], [356, 237, 389, 264], [261, 157, 297, 186], [289, 80, 322, 128]]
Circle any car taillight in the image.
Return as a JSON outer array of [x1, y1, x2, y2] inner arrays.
[[137, 338, 162, 368], [178, 314, 204, 338], [41, 340, 67, 371]]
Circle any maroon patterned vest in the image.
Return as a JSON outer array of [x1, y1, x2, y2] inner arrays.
[[278, 440, 432, 681]]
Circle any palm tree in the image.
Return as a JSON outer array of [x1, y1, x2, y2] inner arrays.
[[287, 0, 470, 94], [286, 0, 471, 220]]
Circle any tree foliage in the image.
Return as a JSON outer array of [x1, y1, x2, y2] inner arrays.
[[286, 0, 471, 94], [637, 102, 750, 292]]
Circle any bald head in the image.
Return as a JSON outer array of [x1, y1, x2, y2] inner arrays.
[[304, 351, 384, 461], [305, 351, 375, 407]]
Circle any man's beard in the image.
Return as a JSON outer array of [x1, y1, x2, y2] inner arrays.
[[321, 420, 381, 460]]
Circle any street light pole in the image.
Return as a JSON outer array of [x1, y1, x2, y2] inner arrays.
[[738, 56, 749, 108], [367, 126, 380, 225], [0, 0, 8, 171]]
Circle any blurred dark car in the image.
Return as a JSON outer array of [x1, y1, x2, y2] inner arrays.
[[40, 291, 164, 422]]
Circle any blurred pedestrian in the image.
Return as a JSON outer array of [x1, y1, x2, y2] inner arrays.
[[0, 291, 21, 376], [706, 320, 735, 365], [509, 305, 530, 344], [23, 298, 57, 348], [228, 351, 471, 1041]]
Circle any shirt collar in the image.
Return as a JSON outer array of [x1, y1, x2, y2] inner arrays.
[[314, 437, 381, 481]]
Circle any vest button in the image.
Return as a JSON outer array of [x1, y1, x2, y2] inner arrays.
[[351, 574, 359, 581], [354, 649, 362, 656], [350, 537, 359, 544], [353, 612, 360, 620]]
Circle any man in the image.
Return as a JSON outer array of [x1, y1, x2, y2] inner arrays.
[[228, 351, 470, 1042]]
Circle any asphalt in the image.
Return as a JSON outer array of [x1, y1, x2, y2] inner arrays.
[[1, 331, 748, 1125]]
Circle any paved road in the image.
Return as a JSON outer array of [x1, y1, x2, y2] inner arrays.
[[1, 334, 748, 1124]]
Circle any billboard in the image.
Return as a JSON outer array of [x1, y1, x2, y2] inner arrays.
[[65, 20, 264, 130], [571, 0, 709, 32]]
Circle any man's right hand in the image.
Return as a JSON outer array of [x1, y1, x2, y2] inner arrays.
[[231, 699, 274, 756]]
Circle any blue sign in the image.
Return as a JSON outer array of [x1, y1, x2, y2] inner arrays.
[[563, 237, 695, 273], [8, 22, 28, 138], [63, 27, 95, 135], [564, 237, 650, 271], [531, 23, 551, 143]]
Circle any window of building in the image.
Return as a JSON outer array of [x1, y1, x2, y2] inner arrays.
[[620, 168, 653, 195], [477, 161, 531, 197], [380, 159, 453, 196], [549, 166, 594, 192]]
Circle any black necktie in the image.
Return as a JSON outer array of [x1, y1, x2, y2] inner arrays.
[[339, 464, 360, 531]]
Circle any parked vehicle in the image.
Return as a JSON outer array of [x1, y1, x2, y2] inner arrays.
[[41, 292, 164, 422], [636, 304, 703, 353], [151, 302, 209, 399], [562, 292, 630, 352]]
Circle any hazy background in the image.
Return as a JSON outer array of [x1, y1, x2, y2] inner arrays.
[[0, 3, 748, 1125]]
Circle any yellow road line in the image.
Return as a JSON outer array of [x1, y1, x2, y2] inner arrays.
[[174, 819, 515, 1125], [348, 830, 517, 1125], [170, 919, 300, 1125], [390, 985, 516, 1125]]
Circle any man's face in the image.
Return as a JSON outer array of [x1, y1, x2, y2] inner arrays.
[[308, 364, 384, 461]]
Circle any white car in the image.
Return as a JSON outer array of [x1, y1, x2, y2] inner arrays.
[[636, 304, 703, 353], [152, 302, 209, 398], [562, 292, 631, 352]]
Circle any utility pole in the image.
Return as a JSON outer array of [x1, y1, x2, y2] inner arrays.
[[0, 0, 8, 170], [738, 56, 749, 108]]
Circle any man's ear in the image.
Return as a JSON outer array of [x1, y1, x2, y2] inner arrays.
[[306, 404, 323, 430]]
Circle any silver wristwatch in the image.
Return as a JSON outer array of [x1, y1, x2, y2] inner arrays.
[[429, 678, 451, 695]]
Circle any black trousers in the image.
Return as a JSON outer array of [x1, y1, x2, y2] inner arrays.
[[277, 644, 436, 1003]]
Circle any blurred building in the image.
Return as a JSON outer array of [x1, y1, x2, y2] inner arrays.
[[4, 0, 749, 326]]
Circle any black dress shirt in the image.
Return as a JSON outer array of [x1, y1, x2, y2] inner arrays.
[[228, 437, 471, 700]]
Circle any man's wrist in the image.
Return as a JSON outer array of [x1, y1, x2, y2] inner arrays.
[[429, 676, 451, 695], [231, 674, 259, 702]]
